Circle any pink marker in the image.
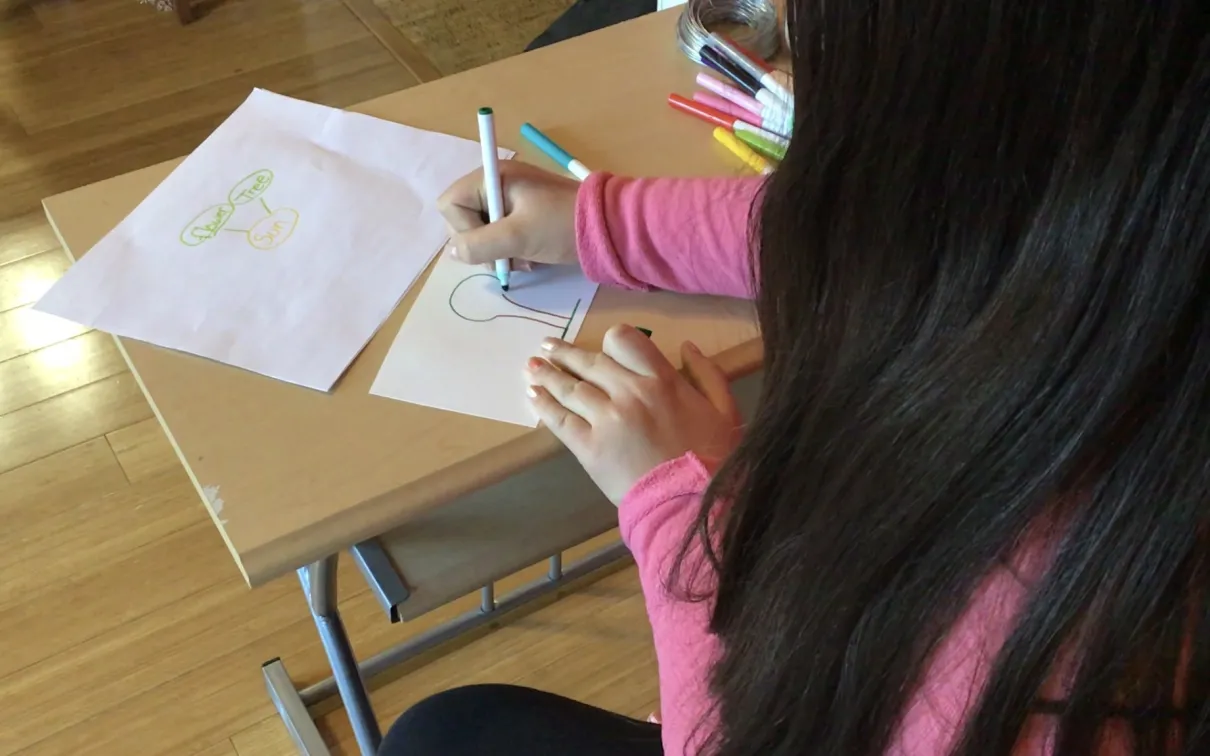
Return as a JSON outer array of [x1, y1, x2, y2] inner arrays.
[[695, 90, 790, 139], [696, 72, 764, 118], [693, 92, 762, 128]]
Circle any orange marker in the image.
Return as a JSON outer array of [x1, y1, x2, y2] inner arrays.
[[668, 93, 789, 140]]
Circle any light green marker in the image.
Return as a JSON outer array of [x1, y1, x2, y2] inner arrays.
[[734, 129, 786, 162]]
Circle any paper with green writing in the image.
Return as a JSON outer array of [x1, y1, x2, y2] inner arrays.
[[35, 89, 506, 391]]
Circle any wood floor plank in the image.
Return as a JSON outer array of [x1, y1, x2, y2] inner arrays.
[[0, 372, 153, 474], [107, 417, 181, 483], [0, 211, 59, 266], [0, 331, 128, 417], [1, 37, 412, 217], [0, 249, 69, 312], [0, 1, 42, 40], [25, 0, 159, 36], [196, 739, 240, 756], [0, 469, 206, 604], [0, 553, 370, 755], [11, 1, 387, 133], [2, 34, 405, 172], [1, 509, 652, 755], [0, 437, 129, 522], [5, 554, 652, 756], [0, 512, 217, 682], [0, 303, 89, 363], [0, 100, 26, 155], [229, 717, 297, 756], [0, 574, 292, 755], [271, 35, 415, 112], [340, 0, 443, 83], [0, 4, 414, 215]]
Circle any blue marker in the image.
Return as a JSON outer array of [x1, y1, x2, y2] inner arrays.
[[520, 123, 591, 182]]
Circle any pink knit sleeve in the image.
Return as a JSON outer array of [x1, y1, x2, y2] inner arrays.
[[574, 173, 762, 299], [619, 452, 722, 756]]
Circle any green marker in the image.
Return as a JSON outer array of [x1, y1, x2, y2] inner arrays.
[[735, 129, 786, 162]]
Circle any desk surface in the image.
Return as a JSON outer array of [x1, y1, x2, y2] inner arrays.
[[42, 9, 762, 586]]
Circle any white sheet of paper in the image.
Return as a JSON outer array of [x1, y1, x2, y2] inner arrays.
[[35, 89, 510, 391], [371, 253, 599, 426]]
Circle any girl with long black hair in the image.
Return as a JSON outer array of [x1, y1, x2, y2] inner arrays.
[[381, 1, 1209, 753]]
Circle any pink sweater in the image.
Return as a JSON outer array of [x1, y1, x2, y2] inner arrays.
[[573, 173, 1078, 756]]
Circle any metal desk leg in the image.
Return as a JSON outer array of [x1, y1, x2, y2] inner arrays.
[[262, 658, 329, 755], [264, 540, 631, 754], [263, 555, 382, 756], [301, 555, 383, 755]]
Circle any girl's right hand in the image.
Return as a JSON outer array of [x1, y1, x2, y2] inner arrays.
[[437, 162, 581, 268]]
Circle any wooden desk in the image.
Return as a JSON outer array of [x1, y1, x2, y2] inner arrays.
[[45, 8, 759, 587], [42, 9, 763, 755]]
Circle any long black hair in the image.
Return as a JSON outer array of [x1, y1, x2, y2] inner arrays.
[[695, 1, 1210, 754]]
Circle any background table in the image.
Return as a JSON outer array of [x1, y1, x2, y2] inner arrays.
[[42, 10, 764, 754]]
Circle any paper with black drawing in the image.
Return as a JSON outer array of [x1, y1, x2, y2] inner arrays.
[[34, 89, 511, 391], [370, 253, 599, 426]]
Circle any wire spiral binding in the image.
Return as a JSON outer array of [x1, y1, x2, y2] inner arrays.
[[676, 0, 781, 64]]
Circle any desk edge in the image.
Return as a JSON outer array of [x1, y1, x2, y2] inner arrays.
[[238, 336, 764, 586]]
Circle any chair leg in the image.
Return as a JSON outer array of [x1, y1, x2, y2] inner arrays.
[[176, 0, 193, 24]]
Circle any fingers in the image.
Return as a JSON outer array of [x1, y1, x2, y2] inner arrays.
[[437, 162, 547, 236], [437, 167, 526, 263], [602, 324, 675, 378], [540, 338, 631, 392], [526, 357, 609, 420], [541, 325, 676, 393], [439, 162, 580, 269], [449, 220, 527, 266], [436, 169, 489, 234], [681, 341, 741, 424], [527, 385, 591, 448]]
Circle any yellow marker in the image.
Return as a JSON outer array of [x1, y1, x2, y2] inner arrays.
[[712, 127, 774, 175]]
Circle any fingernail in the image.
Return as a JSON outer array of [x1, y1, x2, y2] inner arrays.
[[447, 245, 457, 258], [540, 340, 555, 351], [526, 357, 543, 371], [526, 386, 538, 399], [687, 341, 701, 354]]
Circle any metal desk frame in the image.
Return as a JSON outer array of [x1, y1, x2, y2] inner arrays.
[[262, 539, 631, 755]]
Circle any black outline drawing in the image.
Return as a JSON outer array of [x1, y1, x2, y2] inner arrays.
[[448, 273, 582, 340]]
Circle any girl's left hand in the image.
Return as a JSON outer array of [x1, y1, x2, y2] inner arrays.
[[525, 324, 742, 505]]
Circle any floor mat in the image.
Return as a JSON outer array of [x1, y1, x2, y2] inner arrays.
[[370, 0, 577, 76]]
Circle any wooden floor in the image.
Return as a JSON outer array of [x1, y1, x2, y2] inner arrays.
[[0, 2, 657, 754]]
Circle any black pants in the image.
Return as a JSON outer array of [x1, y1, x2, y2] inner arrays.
[[379, 684, 664, 755]]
